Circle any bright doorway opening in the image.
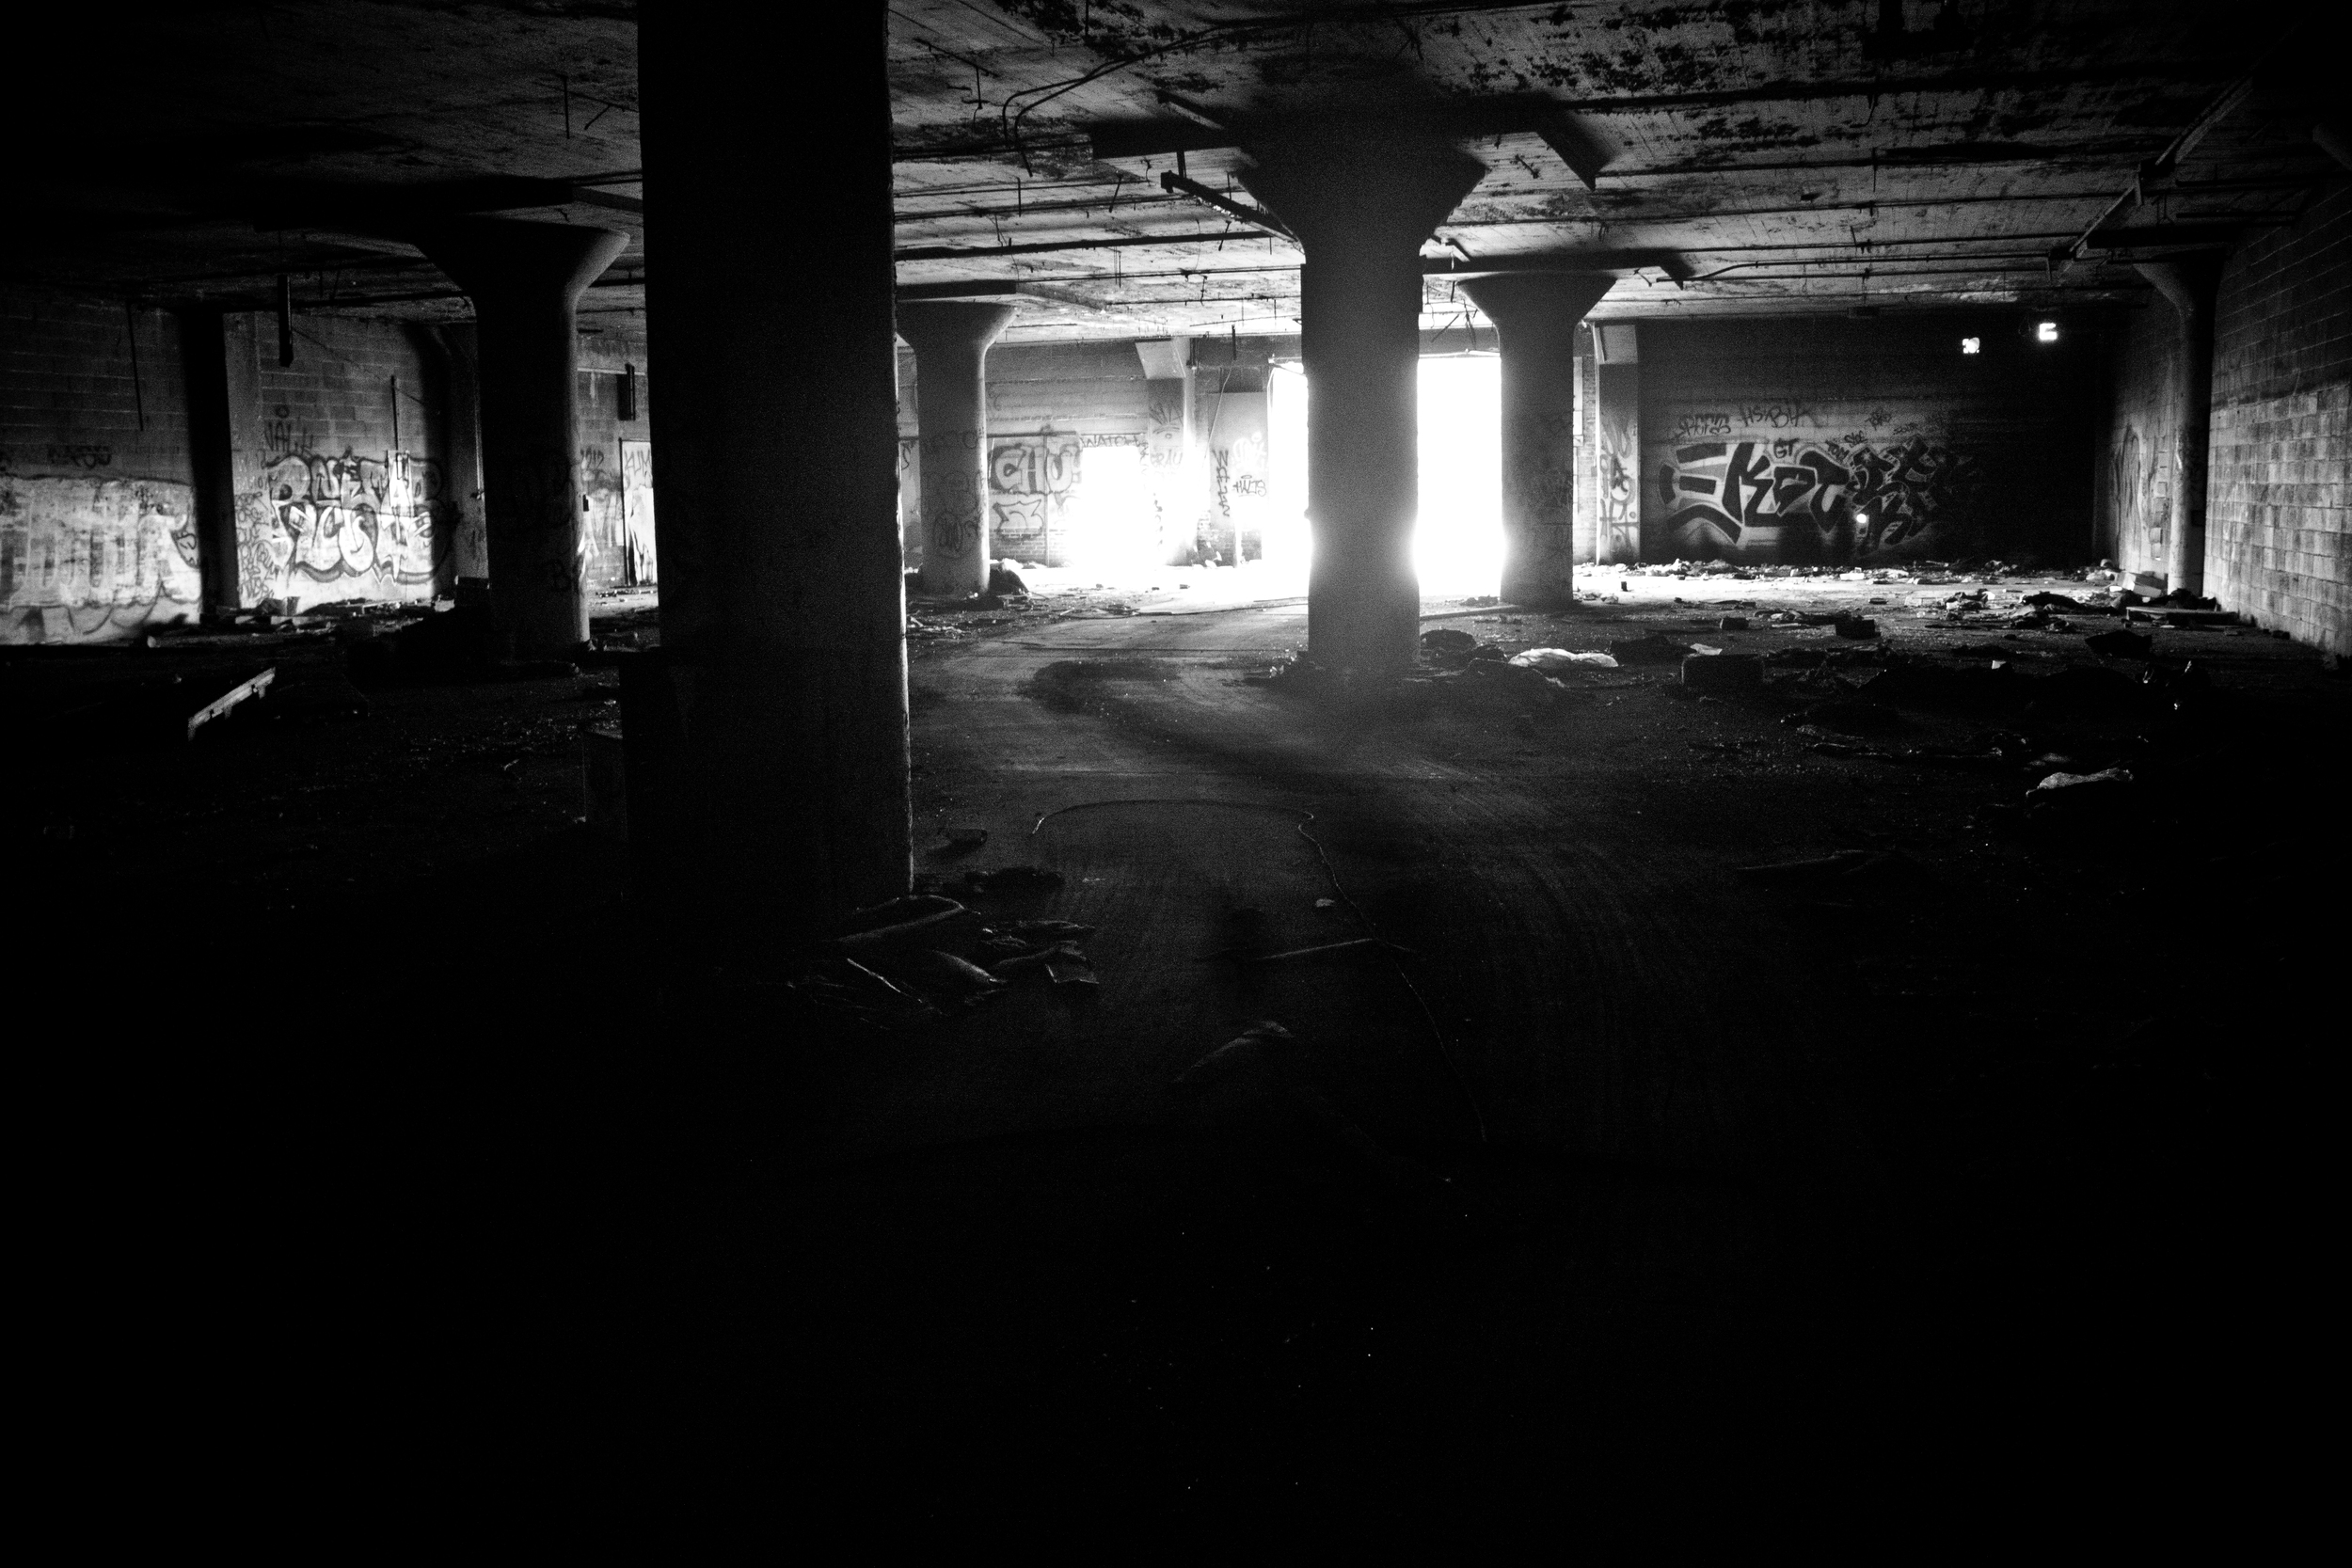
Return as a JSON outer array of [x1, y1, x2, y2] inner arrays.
[[1265, 354, 1505, 598]]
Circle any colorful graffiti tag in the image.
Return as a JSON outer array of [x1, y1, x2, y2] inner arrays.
[[1655, 434, 1977, 561], [244, 447, 447, 597]]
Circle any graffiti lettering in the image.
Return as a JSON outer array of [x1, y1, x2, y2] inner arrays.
[[1656, 435, 1976, 561], [2, 476, 201, 641], [249, 447, 447, 596], [1672, 411, 1731, 440], [45, 444, 114, 469], [1734, 401, 1813, 429]]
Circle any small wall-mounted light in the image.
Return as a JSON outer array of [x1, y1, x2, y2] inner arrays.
[[1962, 337, 1981, 355], [619, 362, 638, 420], [2035, 321, 2059, 343]]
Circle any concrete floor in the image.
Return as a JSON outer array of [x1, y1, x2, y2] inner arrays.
[[11, 574, 2336, 1540]]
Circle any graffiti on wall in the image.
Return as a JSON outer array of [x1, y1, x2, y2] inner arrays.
[[1, 474, 201, 642], [246, 446, 447, 596], [620, 439, 656, 585], [1597, 394, 1640, 562], [988, 432, 1086, 561], [1653, 432, 1979, 561]]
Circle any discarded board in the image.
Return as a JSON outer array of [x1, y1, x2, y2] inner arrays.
[[186, 666, 275, 738]]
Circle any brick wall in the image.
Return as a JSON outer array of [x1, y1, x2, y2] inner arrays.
[[1638, 313, 2102, 567], [2206, 184, 2351, 653], [1, 290, 201, 642], [240, 313, 456, 609]]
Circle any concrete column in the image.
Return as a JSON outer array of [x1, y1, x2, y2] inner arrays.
[[1239, 135, 1486, 673], [898, 302, 1015, 597], [410, 217, 627, 657], [2137, 260, 2220, 596], [636, 2, 909, 939], [175, 307, 241, 616], [1459, 273, 1614, 607], [1136, 337, 1198, 564], [1592, 323, 1643, 563]]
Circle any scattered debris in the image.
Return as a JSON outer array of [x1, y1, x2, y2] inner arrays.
[[833, 895, 983, 958], [1508, 647, 1618, 672]]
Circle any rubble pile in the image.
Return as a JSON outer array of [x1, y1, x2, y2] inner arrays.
[[780, 880, 1096, 1035]]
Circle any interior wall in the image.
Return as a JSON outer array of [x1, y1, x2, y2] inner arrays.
[[235, 313, 455, 610], [2206, 184, 2350, 653], [1637, 313, 2099, 567], [1, 291, 201, 643], [898, 339, 1150, 571], [576, 323, 652, 591], [2098, 302, 2177, 582]]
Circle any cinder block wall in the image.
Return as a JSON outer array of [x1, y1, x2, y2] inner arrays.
[[241, 314, 456, 609], [2206, 185, 2350, 654], [2098, 302, 2178, 580], [1638, 312, 2101, 567], [1, 291, 200, 643]]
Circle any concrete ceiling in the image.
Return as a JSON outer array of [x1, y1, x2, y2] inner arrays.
[[11, 2, 2342, 343]]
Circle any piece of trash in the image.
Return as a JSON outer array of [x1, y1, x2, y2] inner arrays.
[[1313, 897, 1337, 910], [910, 948, 1006, 995], [1833, 613, 1880, 640], [834, 896, 981, 957], [1170, 1022, 1295, 1091], [1689, 642, 1723, 656], [1420, 627, 1477, 655], [1000, 919, 1096, 942], [2034, 767, 2135, 793], [1507, 647, 1618, 671], [1718, 616, 1749, 631], [962, 865, 1064, 893]]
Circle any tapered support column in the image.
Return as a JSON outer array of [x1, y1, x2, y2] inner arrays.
[[1459, 274, 1614, 607], [1240, 136, 1486, 674], [636, 4, 909, 938], [411, 218, 627, 657], [898, 303, 1015, 597], [2137, 260, 2220, 596]]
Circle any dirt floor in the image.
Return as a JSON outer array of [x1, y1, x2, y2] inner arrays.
[[11, 567, 2339, 1542]]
